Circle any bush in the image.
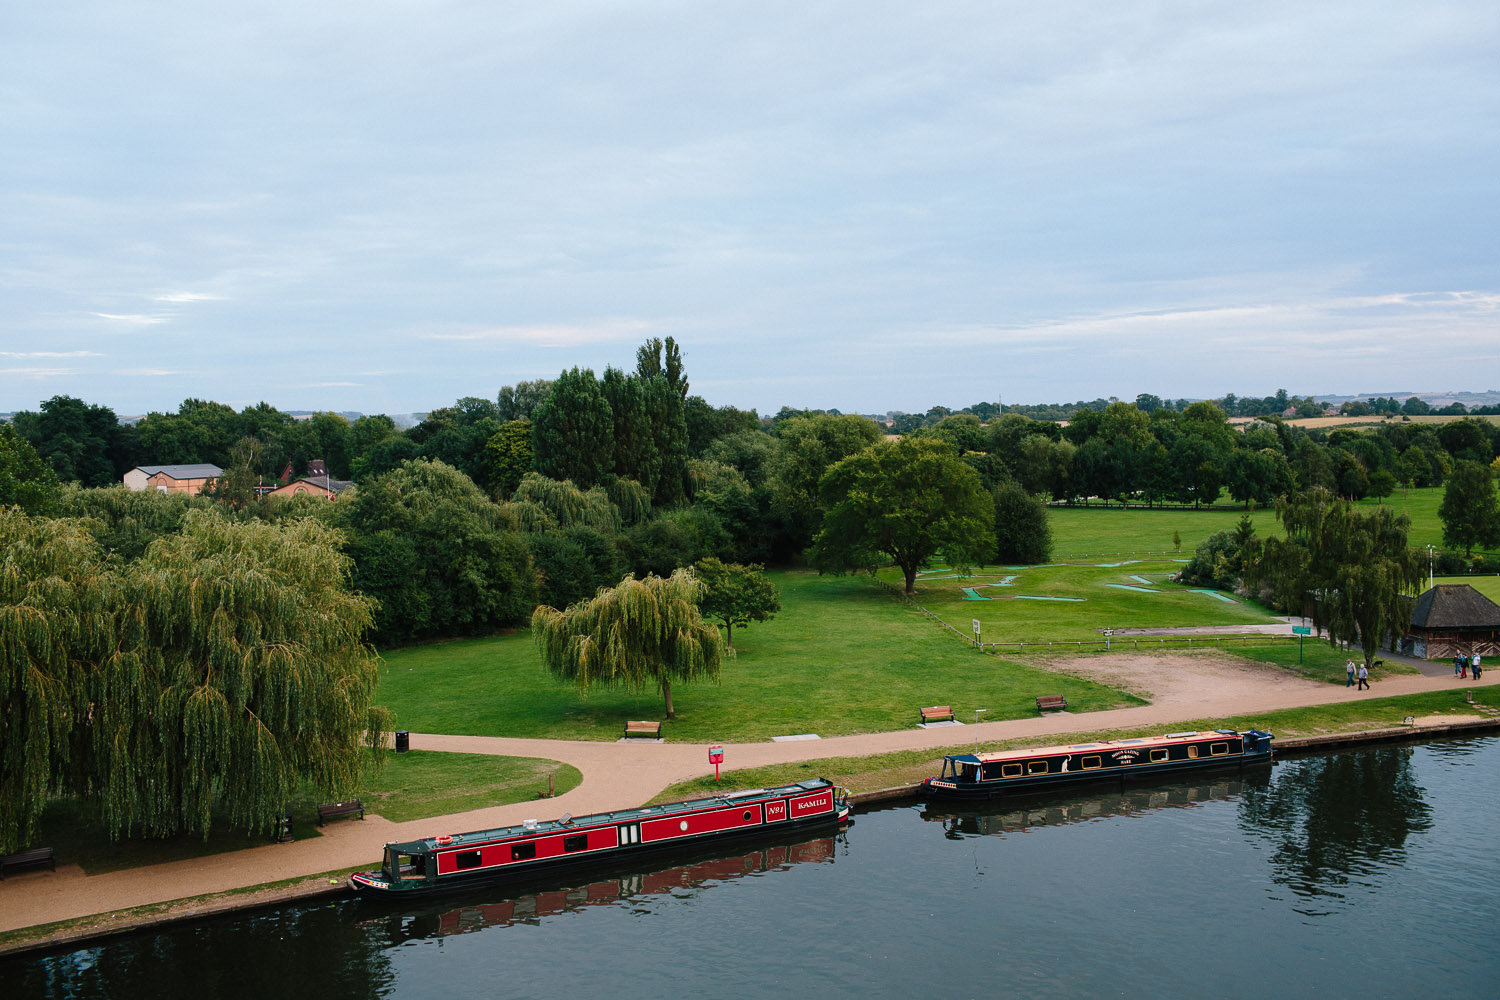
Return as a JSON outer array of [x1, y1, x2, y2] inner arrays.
[[1435, 550, 1468, 575]]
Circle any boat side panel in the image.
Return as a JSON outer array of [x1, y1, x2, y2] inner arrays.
[[788, 788, 835, 819], [435, 825, 620, 875], [642, 803, 765, 843]]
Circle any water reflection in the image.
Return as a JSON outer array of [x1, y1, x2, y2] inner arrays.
[[353, 831, 839, 943], [921, 773, 1266, 838], [1238, 747, 1434, 912]]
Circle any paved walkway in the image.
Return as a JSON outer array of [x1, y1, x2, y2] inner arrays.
[[3, 665, 1495, 936]]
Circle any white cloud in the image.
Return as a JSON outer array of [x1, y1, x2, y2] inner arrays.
[[426, 319, 655, 348], [91, 313, 166, 326], [153, 292, 223, 303], [0, 350, 101, 358]]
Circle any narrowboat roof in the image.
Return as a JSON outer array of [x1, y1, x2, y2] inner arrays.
[[946, 730, 1251, 766], [382, 779, 833, 855]]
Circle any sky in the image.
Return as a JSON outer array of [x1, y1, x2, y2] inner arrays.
[[3, 1, 1497, 418]]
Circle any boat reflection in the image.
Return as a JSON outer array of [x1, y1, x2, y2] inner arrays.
[[921, 771, 1270, 839], [356, 832, 839, 941]]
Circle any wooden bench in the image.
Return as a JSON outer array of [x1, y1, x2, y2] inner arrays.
[[1, 846, 56, 879], [920, 705, 955, 724], [1035, 695, 1068, 712], [317, 799, 365, 825], [624, 720, 662, 739]]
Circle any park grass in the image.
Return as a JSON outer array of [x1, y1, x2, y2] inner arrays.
[[30, 750, 579, 874], [654, 686, 1500, 801], [377, 570, 1146, 743], [895, 557, 1281, 643], [1048, 485, 1451, 556]]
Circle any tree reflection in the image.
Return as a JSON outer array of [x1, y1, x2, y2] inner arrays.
[[6, 902, 393, 1000], [1238, 748, 1433, 906]]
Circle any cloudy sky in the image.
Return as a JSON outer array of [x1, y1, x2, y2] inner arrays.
[[4, 1, 1497, 417]]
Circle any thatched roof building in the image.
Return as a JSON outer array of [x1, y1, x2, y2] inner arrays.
[[1401, 584, 1500, 659]]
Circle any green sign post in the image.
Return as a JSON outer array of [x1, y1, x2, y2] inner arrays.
[[1292, 624, 1312, 662]]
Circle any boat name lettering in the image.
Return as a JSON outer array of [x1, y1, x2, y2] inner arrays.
[[1110, 749, 1141, 763]]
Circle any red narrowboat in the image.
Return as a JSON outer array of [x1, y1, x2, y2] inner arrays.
[[349, 778, 850, 896]]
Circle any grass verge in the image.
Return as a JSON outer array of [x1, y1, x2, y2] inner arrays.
[[653, 687, 1500, 802]]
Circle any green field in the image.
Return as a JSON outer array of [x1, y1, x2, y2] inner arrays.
[[890, 557, 1281, 644], [378, 570, 1146, 742], [1048, 485, 1452, 556]]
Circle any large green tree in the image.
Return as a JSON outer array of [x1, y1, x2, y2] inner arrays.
[[991, 480, 1053, 565], [1438, 460, 1500, 556], [0, 508, 389, 850], [693, 557, 781, 649], [533, 569, 724, 719], [813, 437, 995, 594], [10, 395, 134, 487], [0, 424, 62, 515], [1254, 487, 1424, 670], [531, 367, 614, 488], [339, 459, 536, 642]]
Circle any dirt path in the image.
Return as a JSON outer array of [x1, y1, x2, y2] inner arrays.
[[4, 652, 1495, 937]]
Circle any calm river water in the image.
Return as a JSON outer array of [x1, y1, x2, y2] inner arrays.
[[6, 736, 1498, 999]]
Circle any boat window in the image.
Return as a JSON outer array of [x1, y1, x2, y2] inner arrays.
[[563, 834, 588, 853], [455, 850, 483, 870], [1081, 756, 1101, 770], [1150, 749, 1168, 762], [511, 842, 537, 861], [1028, 760, 1048, 775], [1187, 746, 1199, 758], [1210, 742, 1228, 756], [1000, 763, 1021, 778]]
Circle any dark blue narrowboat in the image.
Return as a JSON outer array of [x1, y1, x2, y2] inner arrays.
[[922, 729, 1273, 800], [350, 779, 850, 896]]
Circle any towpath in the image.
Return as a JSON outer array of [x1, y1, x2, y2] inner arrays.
[[2, 655, 1494, 937]]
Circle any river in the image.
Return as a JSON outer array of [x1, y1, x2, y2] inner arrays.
[[5, 736, 1497, 999]]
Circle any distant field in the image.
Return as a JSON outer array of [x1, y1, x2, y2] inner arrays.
[[1051, 486, 1453, 554], [1283, 414, 1500, 429]]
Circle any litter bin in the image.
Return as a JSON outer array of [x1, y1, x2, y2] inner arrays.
[[395, 730, 410, 753]]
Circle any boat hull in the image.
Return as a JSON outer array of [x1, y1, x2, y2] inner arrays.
[[922, 730, 1273, 801], [351, 779, 850, 897]]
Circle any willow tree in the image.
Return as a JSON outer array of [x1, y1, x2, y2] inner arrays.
[[97, 511, 390, 840], [1254, 487, 1424, 670], [533, 569, 724, 719], [0, 510, 111, 852]]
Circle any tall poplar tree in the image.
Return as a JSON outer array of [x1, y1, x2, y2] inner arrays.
[[531, 367, 613, 488]]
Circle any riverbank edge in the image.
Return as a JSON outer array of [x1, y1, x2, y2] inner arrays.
[[5, 715, 1498, 961]]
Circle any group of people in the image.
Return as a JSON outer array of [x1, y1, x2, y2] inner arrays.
[[1453, 652, 1484, 680], [1345, 658, 1370, 690]]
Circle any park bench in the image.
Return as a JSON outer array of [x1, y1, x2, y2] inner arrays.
[[920, 705, 955, 724], [317, 799, 365, 825], [1, 846, 56, 879], [1035, 695, 1068, 712], [624, 720, 662, 739]]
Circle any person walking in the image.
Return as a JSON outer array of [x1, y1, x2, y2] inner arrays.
[[1357, 661, 1370, 691], [1474, 653, 1483, 681], [1461, 654, 1470, 679], [1346, 659, 1356, 688]]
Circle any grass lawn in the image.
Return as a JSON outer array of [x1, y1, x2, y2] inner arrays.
[[655, 685, 1500, 800], [31, 750, 580, 874], [377, 570, 1146, 742], [892, 556, 1282, 644], [1049, 486, 1454, 556]]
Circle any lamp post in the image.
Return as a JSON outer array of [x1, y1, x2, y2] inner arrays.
[[1426, 544, 1435, 590], [974, 708, 987, 751]]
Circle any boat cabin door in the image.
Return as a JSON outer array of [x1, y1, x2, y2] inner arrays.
[[943, 758, 980, 784]]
